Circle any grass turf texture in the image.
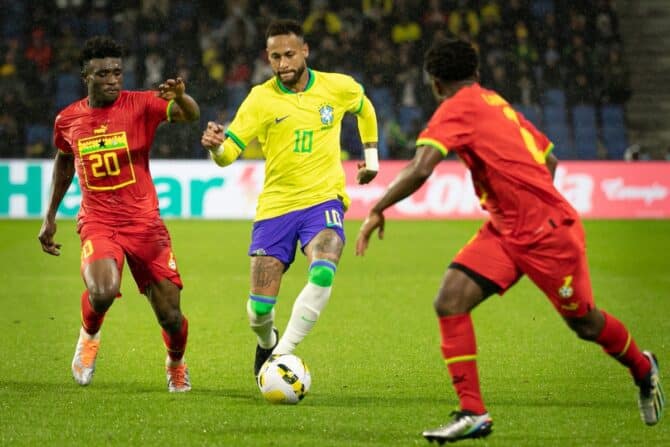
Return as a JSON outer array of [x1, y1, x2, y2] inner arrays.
[[1, 219, 668, 446]]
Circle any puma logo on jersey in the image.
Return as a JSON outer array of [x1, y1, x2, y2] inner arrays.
[[275, 115, 289, 124]]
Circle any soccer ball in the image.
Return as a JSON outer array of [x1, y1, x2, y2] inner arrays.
[[257, 354, 311, 404]]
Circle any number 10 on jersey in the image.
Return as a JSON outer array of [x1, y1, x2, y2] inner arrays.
[[293, 130, 313, 153]]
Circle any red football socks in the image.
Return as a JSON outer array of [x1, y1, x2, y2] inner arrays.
[[80, 290, 106, 335], [438, 313, 486, 414], [162, 317, 189, 362], [596, 311, 651, 381]]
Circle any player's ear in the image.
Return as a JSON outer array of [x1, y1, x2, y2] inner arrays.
[[303, 43, 309, 59], [80, 64, 88, 83]]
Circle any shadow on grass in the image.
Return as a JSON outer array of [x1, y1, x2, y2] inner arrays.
[[490, 396, 630, 409], [0, 379, 257, 400]]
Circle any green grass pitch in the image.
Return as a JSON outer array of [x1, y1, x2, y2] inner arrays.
[[1, 219, 668, 446]]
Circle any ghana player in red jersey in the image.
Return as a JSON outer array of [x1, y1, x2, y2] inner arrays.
[[356, 38, 664, 443], [38, 36, 200, 392]]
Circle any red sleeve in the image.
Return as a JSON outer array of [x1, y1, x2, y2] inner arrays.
[[416, 94, 473, 156], [53, 113, 72, 153]]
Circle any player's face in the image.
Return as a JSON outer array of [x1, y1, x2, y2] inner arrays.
[[267, 34, 308, 88], [84, 57, 123, 106]]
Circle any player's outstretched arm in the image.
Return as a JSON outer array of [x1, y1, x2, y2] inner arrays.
[[201, 121, 242, 167], [355, 209, 385, 256], [158, 77, 200, 122], [357, 142, 379, 185], [355, 96, 379, 185], [38, 151, 75, 256], [355, 145, 442, 256]]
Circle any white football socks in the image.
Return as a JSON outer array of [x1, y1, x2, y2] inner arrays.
[[247, 301, 276, 349], [274, 282, 332, 355]]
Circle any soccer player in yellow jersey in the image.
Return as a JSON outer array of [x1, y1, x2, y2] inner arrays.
[[201, 19, 379, 377]]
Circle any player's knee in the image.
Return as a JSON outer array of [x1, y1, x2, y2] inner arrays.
[[88, 285, 119, 311], [566, 308, 604, 341], [308, 260, 337, 287], [158, 311, 183, 333], [249, 295, 276, 316], [566, 318, 601, 341]]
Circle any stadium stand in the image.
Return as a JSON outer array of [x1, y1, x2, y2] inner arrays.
[[0, 0, 634, 160]]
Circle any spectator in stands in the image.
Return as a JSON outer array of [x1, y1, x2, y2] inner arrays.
[[534, 11, 564, 49], [0, 0, 635, 161], [394, 43, 423, 134], [599, 46, 631, 104], [24, 28, 52, 77], [512, 22, 538, 68], [250, 49, 273, 86], [448, 2, 480, 39], [215, 3, 257, 57], [567, 72, 595, 106], [501, 0, 531, 41], [391, 6, 422, 45], [303, 0, 342, 41], [422, 0, 448, 40], [362, 0, 394, 28], [0, 90, 25, 157]]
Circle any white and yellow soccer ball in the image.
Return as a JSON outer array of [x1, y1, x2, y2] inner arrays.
[[257, 354, 311, 404]]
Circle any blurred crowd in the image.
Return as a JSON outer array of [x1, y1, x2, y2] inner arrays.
[[0, 0, 630, 160]]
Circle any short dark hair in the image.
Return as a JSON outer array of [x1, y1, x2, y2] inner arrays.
[[265, 19, 304, 41], [80, 36, 125, 74], [424, 38, 479, 82]]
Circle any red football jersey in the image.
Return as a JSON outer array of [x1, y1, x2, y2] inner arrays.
[[54, 91, 170, 225], [416, 83, 578, 243]]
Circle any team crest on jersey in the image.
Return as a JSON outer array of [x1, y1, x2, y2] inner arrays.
[[558, 275, 574, 298], [319, 104, 334, 125]]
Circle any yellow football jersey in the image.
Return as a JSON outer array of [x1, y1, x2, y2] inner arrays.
[[225, 69, 365, 221]]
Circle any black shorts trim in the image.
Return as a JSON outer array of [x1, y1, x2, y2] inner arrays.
[[449, 262, 501, 298]]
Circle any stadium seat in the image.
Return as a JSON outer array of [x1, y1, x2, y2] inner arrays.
[[398, 105, 423, 134], [602, 126, 628, 159], [572, 105, 597, 130], [54, 72, 82, 111], [542, 88, 566, 107], [600, 105, 628, 159], [574, 126, 599, 159], [368, 87, 396, 121], [25, 124, 50, 145], [544, 123, 574, 159], [530, 0, 555, 19], [514, 103, 541, 127], [600, 104, 625, 129], [224, 84, 249, 115], [542, 104, 567, 126], [571, 105, 599, 159]]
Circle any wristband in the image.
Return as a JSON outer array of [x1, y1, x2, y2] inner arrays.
[[364, 147, 379, 171], [211, 143, 225, 158]]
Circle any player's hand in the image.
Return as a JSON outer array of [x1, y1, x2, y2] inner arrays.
[[355, 210, 385, 256], [158, 77, 186, 100], [201, 121, 225, 151], [356, 162, 378, 185], [38, 220, 62, 256]]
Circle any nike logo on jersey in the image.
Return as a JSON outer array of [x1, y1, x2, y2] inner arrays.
[[275, 115, 289, 124]]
